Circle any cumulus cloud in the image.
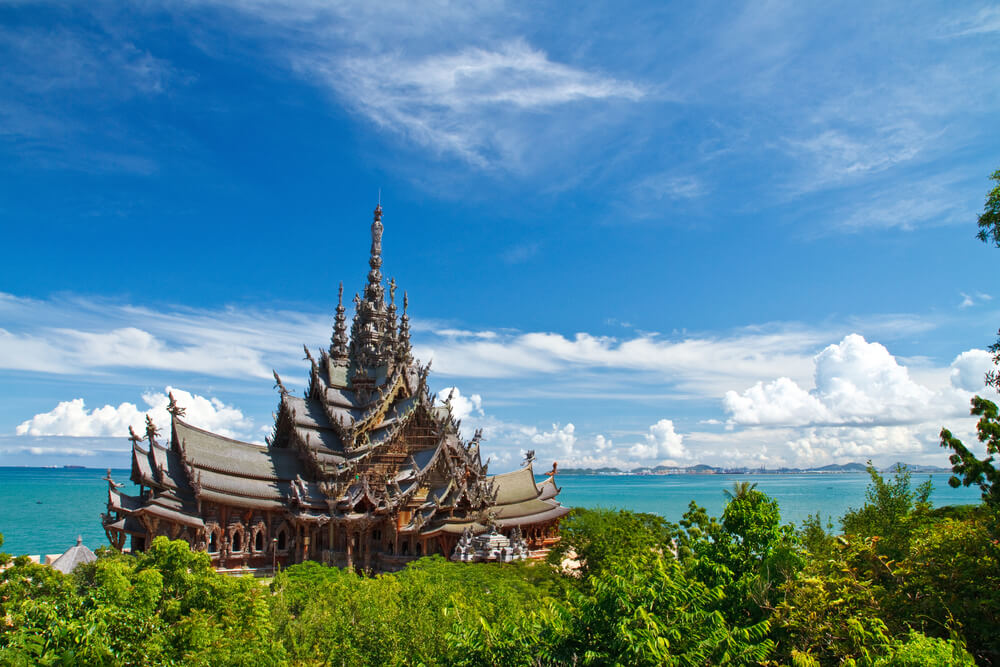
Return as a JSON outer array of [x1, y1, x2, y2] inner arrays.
[[724, 334, 941, 426], [949, 349, 995, 393], [16, 386, 256, 441], [525, 423, 578, 458], [713, 335, 998, 469], [628, 419, 687, 462]]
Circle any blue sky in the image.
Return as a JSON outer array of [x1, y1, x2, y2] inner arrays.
[[2, 1, 999, 471]]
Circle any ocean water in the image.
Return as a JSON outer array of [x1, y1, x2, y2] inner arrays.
[[0, 468, 984, 557], [553, 472, 984, 526], [0, 468, 136, 558]]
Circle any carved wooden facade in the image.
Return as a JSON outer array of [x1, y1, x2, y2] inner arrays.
[[102, 205, 567, 572]]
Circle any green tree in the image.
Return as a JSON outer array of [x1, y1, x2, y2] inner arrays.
[[940, 396, 1000, 509], [974, 169, 1000, 248], [548, 507, 675, 579], [840, 463, 932, 561], [0, 537, 286, 666], [887, 517, 1000, 663], [448, 555, 774, 666]]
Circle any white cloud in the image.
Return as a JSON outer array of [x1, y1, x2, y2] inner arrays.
[[417, 327, 825, 398], [296, 39, 644, 167], [787, 123, 926, 187], [959, 291, 992, 309], [949, 348, 995, 393], [723, 334, 953, 427], [16, 386, 256, 441], [712, 335, 998, 469], [436, 386, 484, 426], [628, 419, 687, 462], [0, 292, 329, 381], [527, 423, 577, 458], [945, 7, 1000, 36]]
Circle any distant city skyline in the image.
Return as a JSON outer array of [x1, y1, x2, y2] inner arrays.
[[2, 1, 999, 471]]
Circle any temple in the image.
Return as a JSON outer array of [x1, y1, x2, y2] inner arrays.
[[102, 205, 568, 573]]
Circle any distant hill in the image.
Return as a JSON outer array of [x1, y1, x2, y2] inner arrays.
[[554, 462, 952, 476], [810, 462, 869, 472]]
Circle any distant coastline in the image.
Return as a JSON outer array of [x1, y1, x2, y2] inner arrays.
[[557, 461, 951, 476]]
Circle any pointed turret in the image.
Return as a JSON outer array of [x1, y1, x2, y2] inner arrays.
[[349, 205, 390, 372], [386, 277, 399, 361], [331, 282, 349, 363], [396, 291, 412, 365]]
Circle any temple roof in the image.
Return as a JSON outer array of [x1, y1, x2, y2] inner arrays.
[[175, 419, 303, 480], [104, 204, 568, 554]]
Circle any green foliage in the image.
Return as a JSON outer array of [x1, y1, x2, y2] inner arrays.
[[875, 631, 975, 667], [975, 168, 1000, 248], [270, 556, 562, 666], [676, 491, 803, 627], [941, 396, 1000, 508], [887, 517, 1000, 664], [840, 463, 932, 561], [797, 513, 837, 560], [1, 486, 996, 667], [448, 555, 774, 666], [0, 537, 286, 666], [548, 507, 675, 578]]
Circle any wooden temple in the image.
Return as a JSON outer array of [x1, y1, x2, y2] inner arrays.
[[102, 204, 568, 572]]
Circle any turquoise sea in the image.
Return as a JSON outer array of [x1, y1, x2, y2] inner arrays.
[[0, 467, 984, 557]]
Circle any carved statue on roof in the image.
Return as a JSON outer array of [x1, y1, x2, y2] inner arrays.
[[144, 415, 160, 445], [166, 392, 186, 418], [273, 370, 288, 396], [522, 450, 536, 467]]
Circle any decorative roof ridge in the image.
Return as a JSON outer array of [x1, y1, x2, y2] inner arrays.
[[173, 416, 267, 450], [196, 478, 317, 505], [352, 368, 405, 433], [184, 459, 287, 483], [314, 397, 356, 447]]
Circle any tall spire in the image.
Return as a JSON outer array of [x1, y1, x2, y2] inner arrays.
[[365, 204, 385, 307], [331, 282, 348, 362], [348, 204, 392, 372], [386, 277, 399, 355], [396, 290, 412, 365]]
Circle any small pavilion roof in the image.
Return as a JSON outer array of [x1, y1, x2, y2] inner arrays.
[[50, 537, 97, 574]]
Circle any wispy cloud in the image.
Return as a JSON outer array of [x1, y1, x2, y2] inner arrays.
[[295, 39, 644, 167], [943, 6, 1000, 37], [0, 292, 329, 380]]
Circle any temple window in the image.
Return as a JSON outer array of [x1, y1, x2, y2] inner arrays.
[[277, 530, 287, 551], [232, 532, 242, 552], [255, 531, 264, 552], [208, 532, 218, 552]]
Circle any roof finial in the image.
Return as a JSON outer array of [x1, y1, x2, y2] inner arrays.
[[331, 281, 349, 361], [166, 391, 186, 418], [144, 415, 160, 446], [396, 290, 412, 365]]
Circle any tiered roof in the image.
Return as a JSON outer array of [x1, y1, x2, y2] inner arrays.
[[104, 204, 567, 554]]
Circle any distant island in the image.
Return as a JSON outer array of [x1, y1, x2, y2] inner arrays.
[[556, 462, 951, 476]]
